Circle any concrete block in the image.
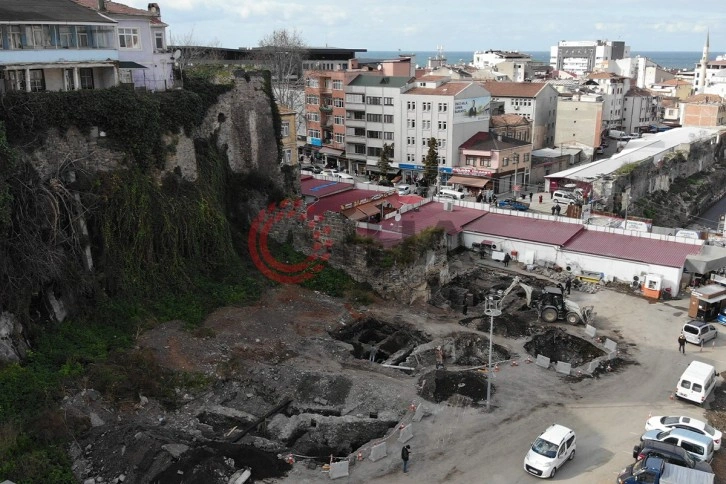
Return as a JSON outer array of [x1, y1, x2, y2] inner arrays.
[[369, 442, 387, 462], [413, 403, 428, 422], [608, 351, 617, 360], [398, 424, 413, 443], [555, 361, 571, 375], [604, 338, 617, 352], [328, 460, 349, 479], [535, 354, 550, 369], [585, 325, 597, 338], [586, 360, 599, 374]]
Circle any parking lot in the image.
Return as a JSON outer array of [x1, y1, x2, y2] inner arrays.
[[350, 284, 726, 484]]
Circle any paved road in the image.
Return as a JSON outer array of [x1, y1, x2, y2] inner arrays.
[[353, 283, 725, 484]]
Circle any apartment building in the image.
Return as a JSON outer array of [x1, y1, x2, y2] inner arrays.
[[582, 72, 629, 132], [649, 79, 694, 100], [398, 77, 491, 182], [481, 81, 559, 149], [623, 86, 658, 133], [344, 74, 411, 176], [0, 0, 119, 93], [680, 93, 726, 127], [74, 0, 173, 91], [456, 132, 532, 195], [550, 40, 630, 77], [278, 104, 298, 165], [554, 94, 604, 150], [472, 50, 534, 82], [303, 69, 347, 167]]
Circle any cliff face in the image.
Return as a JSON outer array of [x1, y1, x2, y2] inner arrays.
[[0, 73, 286, 364]]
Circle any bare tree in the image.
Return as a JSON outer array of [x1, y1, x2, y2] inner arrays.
[[257, 29, 308, 131], [169, 30, 223, 79]]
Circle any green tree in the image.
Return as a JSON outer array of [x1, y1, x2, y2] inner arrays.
[[377, 143, 393, 182], [423, 137, 439, 186]]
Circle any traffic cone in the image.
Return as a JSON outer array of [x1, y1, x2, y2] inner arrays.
[[511, 360, 519, 367], [494, 364, 500, 372], [357, 452, 363, 461]]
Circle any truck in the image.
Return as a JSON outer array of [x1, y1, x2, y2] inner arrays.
[[617, 456, 714, 484], [608, 129, 626, 140]]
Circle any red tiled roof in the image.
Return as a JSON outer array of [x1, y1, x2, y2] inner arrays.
[[301, 178, 355, 198], [586, 72, 627, 80], [490, 114, 531, 127], [405, 81, 475, 96], [480, 81, 547, 98], [306, 188, 381, 219], [564, 231, 701, 267], [75, 0, 151, 16], [682, 93, 726, 104], [463, 213, 584, 245]]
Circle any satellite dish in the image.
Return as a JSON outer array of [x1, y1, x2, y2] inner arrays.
[[172, 49, 181, 60], [415, 64, 420, 69], [377, 64, 382, 71]]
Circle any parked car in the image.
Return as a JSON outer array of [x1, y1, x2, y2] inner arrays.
[[322, 168, 339, 177], [717, 308, 726, 325], [523, 424, 576, 478], [497, 198, 529, 211], [397, 184, 412, 195], [633, 440, 713, 472], [300, 164, 322, 174], [645, 416, 722, 451], [617, 455, 714, 484], [682, 321, 718, 345], [640, 428, 715, 463], [551, 190, 578, 205], [337, 173, 354, 180], [595, 146, 604, 154]]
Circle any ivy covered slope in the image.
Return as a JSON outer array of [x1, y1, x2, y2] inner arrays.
[[0, 69, 297, 483]]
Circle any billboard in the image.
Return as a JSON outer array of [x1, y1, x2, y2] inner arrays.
[[454, 96, 491, 123]]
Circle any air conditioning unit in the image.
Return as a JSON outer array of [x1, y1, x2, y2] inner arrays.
[[514, 105, 520, 110], [443, 201, 453, 212]]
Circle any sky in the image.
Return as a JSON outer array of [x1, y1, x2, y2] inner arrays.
[[122, 0, 725, 53]]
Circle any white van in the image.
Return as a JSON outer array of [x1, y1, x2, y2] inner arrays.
[[676, 361, 717, 405], [523, 424, 576, 478], [439, 188, 465, 200], [552, 190, 578, 205]]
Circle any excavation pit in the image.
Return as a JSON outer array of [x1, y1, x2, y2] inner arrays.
[[450, 332, 511, 366], [330, 318, 429, 364], [418, 370, 492, 406], [524, 328, 605, 367]]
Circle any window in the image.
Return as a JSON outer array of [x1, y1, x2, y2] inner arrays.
[[59, 26, 75, 48], [407, 154, 415, 162], [466, 157, 475, 166], [334, 133, 344, 144], [29, 70, 45, 92], [407, 137, 415, 145], [77, 28, 89, 47], [352, 127, 365, 136], [306, 95, 319, 105], [422, 102, 432, 111], [284, 149, 292, 164], [4, 71, 25, 91], [438, 121, 447, 130], [29, 25, 51, 48], [154, 31, 164, 50], [346, 93, 364, 103], [422, 120, 431, 129], [384, 132, 393, 140], [407, 119, 416, 128], [384, 97, 393, 105], [334, 115, 344, 125], [366, 96, 382, 105], [438, 156, 447, 165], [9, 26, 22, 49], [407, 101, 416, 110], [332, 79, 342, 90], [307, 112, 320, 122], [367, 131, 382, 139], [324, 79, 332, 90], [79, 68, 94, 89], [308, 129, 321, 139], [354, 144, 366, 155], [281, 122, 290, 137], [333, 98, 344, 107], [347, 111, 365, 120], [438, 102, 448, 112], [480, 158, 491, 167], [306, 77, 319, 88], [383, 114, 394, 123], [367, 147, 383, 157], [438, 138, 446, 148], [118, 28, 140, 49], [367, 113, 383, 122]]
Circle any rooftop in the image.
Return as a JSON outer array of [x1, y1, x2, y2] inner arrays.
[[2, 0, 115, 23], [347, 75, 412, 88], [300, 177, 355, 199], [480, 81, 548, 98], [463, 213, 585, 246]]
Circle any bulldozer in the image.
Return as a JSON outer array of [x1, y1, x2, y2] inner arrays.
[[497, 277, 594, 325]]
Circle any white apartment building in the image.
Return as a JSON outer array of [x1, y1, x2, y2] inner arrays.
[[550, 40, 630, 77], [583, 72, 629, 131], [698, 54, 726, 96], [398, 76, 491, 175], [344, 75, 411, 175], [481, 82, 559, 149], [610, 56, 675, 89], [472, 50, 533, 82]]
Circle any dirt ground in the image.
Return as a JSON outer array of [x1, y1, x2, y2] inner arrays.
[[68, 252, 726, 484]]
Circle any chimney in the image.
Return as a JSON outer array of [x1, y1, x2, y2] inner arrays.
[[148, 3, 160, 16], [97, 0, 105, 10]]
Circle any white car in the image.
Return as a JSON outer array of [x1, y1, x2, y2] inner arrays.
[[682, 320, 718, 345], [645, 415, 722, 451], [397, 184, 412, 195], [337, 173, 354, 180], [524, 424, 576, 478]]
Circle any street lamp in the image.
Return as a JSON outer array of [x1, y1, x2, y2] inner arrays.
[[483, 291, 503, 411], [512, 153, 520, 199]]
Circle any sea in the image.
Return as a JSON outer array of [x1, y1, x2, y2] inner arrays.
[[357, 50, 703, 71]]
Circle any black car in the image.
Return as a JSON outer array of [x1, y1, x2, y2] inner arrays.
[[300, 164, 322, 174], [632, 440, 712, 473]]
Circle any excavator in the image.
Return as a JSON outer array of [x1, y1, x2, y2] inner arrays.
[[497, 276, 594, 325]]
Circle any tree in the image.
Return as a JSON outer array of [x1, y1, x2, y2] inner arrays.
[[423, 137, 439, 186], [257, 29, 308, 132], [169, 30, 223, 82], [377, 143, 393, 182]]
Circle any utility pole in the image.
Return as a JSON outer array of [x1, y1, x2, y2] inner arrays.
[[483, 292, 503, 412]]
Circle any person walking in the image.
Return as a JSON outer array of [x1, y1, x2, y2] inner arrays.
[[565, 277, 572, 295], [539, 194, 543, 204], [555, 204, 561, 216], [529, 192, 533, 202], [678, 332, 687, 354], [503, 253, 511, 267], [551, 205, 556, 216], [401, 445, 411, 473]]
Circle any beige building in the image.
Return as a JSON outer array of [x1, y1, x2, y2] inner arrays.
[[554, 94, 603, 151], [490, 113, 532, 142], [680, 93, 726, 127], [649, 79, 693, 100], [278, 104, 298, 165]]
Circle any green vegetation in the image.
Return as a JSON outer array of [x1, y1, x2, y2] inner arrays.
[[614, 162, 638, 176], [423, 137, 439, 186], [369, 226, 445, 268]]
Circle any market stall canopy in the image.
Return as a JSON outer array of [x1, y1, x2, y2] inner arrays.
[[685, 245, 726, 274]]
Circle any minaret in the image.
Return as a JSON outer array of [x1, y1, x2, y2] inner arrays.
[[698, 31, 709, 93]]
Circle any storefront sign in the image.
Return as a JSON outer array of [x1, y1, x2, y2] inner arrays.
[[452, 167, 492, 177], [308, 137, 322, 147]]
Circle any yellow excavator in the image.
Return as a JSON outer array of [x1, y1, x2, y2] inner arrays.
[[498, 276, 594, 325]]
